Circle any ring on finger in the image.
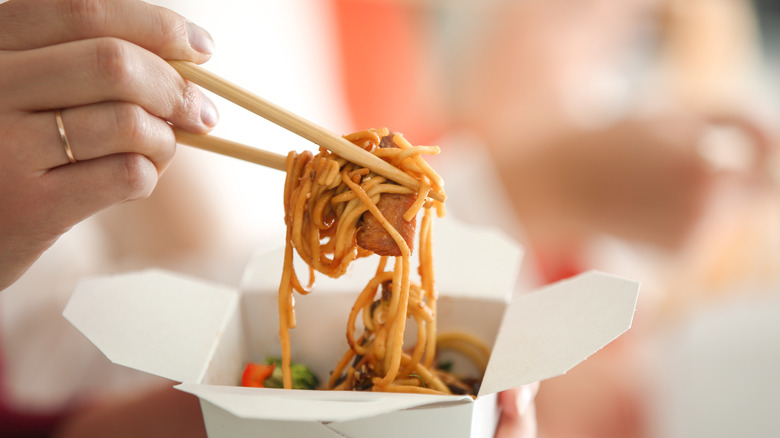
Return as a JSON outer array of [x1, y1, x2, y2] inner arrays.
[[55, 109, 77, 164]]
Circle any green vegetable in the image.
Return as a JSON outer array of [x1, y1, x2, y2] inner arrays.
[[262, 357, 319, 390], [408, 373, 426, 388], [437, 360, 454, 373]]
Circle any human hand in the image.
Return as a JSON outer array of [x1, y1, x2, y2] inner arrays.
[[495, 383, 539, 438], [492, 112, 744, 250], [53, 384, 207, 438], [0, 0, 218, 290]]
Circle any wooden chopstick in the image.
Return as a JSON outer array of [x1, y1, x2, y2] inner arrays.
[[173, 128, 286, 171], [168, 60, 444, 202]]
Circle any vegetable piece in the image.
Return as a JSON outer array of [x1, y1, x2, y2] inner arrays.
[[437, 360, 454, 373], [241, 362, 276, 388], [263, 357, 319, 390]]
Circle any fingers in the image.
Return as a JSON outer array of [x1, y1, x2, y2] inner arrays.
[[0, 0, 218, 291], [0, 153, 159, 290], [40, 153, 160, 230], [25, 103, 176, 171], [0, 38, 218, 133], [498, 383, 539, 421], [494, 383, 540, 438], [0, 0, 213, 62]]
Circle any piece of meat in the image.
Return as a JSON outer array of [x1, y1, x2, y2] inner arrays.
[[355, 132, 417, 256], [378, 133, 396, 149], [356, 192, 416, 256]]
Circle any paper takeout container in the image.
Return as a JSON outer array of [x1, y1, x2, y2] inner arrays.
[[64, 217, 639, 438]]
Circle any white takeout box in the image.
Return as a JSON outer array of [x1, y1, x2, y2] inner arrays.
[[64, 217, 639, 438]]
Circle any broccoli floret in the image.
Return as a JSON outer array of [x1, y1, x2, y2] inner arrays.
[[263, 357, 319, 390]]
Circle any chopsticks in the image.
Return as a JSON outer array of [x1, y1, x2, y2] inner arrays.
[[168, 61, 444, 202], [173, 128, 286, 171]]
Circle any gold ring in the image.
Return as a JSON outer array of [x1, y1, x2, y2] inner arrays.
[[55, 109, 77, 164]]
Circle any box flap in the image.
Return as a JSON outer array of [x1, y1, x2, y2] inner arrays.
[[241, 215, 524, 302], [479, 270, 639, 396], [200, 399, 351, 438], [63, 269, 239, 384], [176, 383, 472, 423], [197, 395, 492, 438], [431, 216, 524, 300], [326, 394, 494, 438]]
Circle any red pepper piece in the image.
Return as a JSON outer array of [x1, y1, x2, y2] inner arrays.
[[241, 362, 275, 388]]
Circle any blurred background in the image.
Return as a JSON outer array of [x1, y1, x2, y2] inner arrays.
[[2, 0, 779, 437]]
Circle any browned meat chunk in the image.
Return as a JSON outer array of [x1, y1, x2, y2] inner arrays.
[[356, 192, 417, 256], [355, 133, 418, 256], [378, 133, 396, 149]]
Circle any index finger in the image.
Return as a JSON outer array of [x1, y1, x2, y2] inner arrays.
[[0, 0, 213, 62]]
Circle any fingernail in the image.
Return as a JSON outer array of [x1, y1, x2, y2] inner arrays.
[[200, 92, 219, 127], [187, 21, 215, 55]]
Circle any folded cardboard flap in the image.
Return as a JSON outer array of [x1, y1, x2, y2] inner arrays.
[[190, 389, 496, 438], [326, 394, 497, 438], [197, 400, 350, 438], [430, 216, 524, 299], [240, 216, 524, 302], [176, 383, 473, 423], [479, 270, 640, 396], [63, 269, 240, 384]]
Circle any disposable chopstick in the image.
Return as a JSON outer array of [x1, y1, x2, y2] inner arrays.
[[173, 128, 286, 171], [168, 60, 444, 202]]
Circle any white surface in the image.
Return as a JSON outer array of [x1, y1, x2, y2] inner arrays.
[[480, 270, 640, 395], [178, 383, 470, 423], [63, 270, 239, 384], [327, 396, 494, 438], [197, 391, 498, 438], [199, 399, 346, 438]]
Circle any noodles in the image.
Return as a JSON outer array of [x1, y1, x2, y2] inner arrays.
[[278, 128, 481, 395]]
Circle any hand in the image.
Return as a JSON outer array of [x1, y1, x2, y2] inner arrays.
[[495, 383, 540, 438], [53, 384, 207, 438], [492, 112, 720, 250], [0, 0, 218, 290]]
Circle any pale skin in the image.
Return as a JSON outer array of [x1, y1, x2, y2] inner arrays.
[[495, 383, 540, 438], [0, 0, 537, 436], [0, 0, 218, 291]]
